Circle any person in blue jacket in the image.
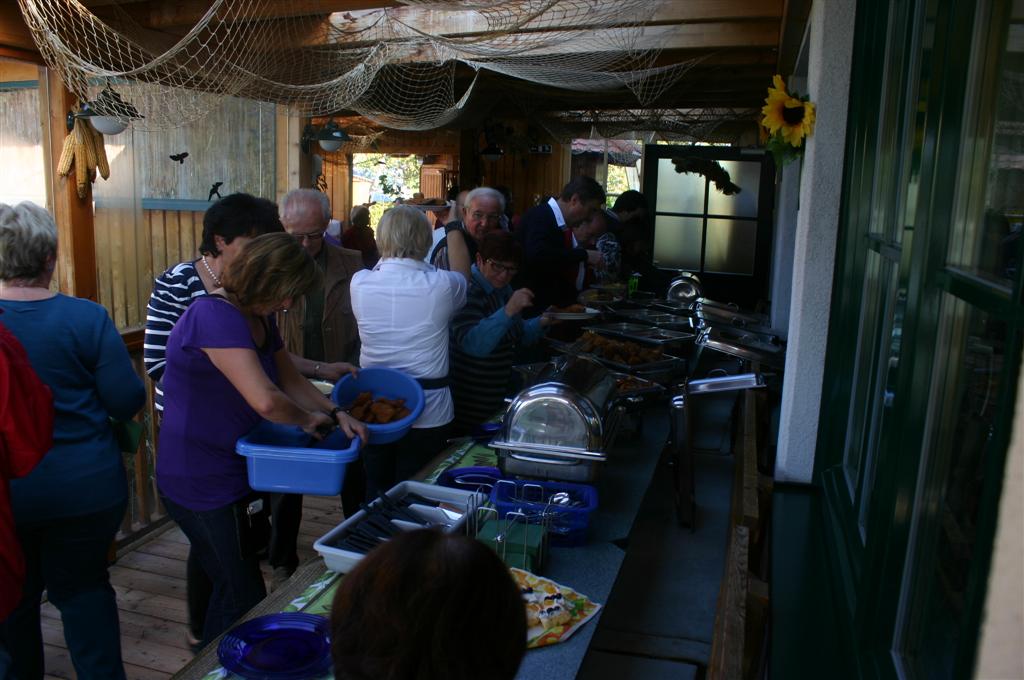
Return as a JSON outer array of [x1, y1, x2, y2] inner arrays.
[[0, 201, 146, 680], [449, 231, 550, 433]]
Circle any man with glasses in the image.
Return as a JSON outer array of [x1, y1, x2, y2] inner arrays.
[[430, 186, 505, 270], [275, 189, 365, 587], [449, 231, 550, 433]]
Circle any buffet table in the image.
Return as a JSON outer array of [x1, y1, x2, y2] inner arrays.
[[172, 406, 669, 680]]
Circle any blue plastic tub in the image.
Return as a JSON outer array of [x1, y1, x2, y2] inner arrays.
[[331, 367, 425, 444], [236, 421, 360, 495], [490, 479, 598, 546]]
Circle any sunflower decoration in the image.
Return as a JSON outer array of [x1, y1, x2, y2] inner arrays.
[[760, 75, 816, 166]]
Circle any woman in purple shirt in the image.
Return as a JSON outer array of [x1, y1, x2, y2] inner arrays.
[[156, 233, 366, 644]]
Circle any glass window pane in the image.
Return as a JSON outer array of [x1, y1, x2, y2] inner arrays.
[[0, 62, 46, 207], [655, 158, 705, 214], [894, 295, 1005, 679], [704, 218, 755, 275], [842, 249, 887, 498], [707, 160, 760, 218], [653, 215, 702, 270], [944, 6, 1023, 288], [856, 270, 904, 537]]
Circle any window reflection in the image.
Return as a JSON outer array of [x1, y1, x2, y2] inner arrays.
[[655, 158, 705, 214], [895, 296, 1004, 679], [653, 215, 702, 270], [704, 218, 756, 274], [945, 13, 1023, 288]]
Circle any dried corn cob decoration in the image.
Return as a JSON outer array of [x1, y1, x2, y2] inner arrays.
[[57, 112, 112, 198]]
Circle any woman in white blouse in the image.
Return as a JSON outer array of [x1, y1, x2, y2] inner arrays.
[[349, 205, 470, 496]]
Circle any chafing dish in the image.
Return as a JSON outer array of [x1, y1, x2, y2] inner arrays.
[[548, 334, 688, 384], [492, 355, 624, 482], [586, 324, 694, 347], [608, 308, 678, 326], [695, 326, 785, 369], [666, 273, 703, 304], [694, 298, 770, 329]]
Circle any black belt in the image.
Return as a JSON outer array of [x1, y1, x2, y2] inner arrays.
[[416, 375, 451, 390]]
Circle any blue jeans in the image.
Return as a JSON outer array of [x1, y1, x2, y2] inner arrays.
[[160, 493, 266, 644], [2, 501, 127, 680]]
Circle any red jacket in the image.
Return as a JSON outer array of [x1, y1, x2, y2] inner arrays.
[[0, 320, 53, 619]]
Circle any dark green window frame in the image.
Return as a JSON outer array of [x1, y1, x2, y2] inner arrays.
[[815, 1, 1022, 678]]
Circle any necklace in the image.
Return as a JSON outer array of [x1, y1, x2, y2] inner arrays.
[[201, 255, 222, 287]]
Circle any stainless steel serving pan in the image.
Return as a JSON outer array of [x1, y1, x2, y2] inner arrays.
[[696, 327, 785, 368], [585, 324, 694, 347]]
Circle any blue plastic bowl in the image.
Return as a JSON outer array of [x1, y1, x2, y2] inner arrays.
[[331, 367, 425, 444], [236, 421, 359, 496]]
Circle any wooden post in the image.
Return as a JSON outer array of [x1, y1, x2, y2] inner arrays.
[[43, 69, 97, 302]]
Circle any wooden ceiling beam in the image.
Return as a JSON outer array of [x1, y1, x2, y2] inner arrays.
[[329, 0, 781, 37], [0, 2, 39, 55], [100, 0, 400, 31], [322, 21, 778, 54]]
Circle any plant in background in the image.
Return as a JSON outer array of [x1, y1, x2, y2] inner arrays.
[[760, 75, 816, 167]]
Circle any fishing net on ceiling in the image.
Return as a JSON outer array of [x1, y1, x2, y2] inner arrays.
[[17, 0, 700, 131], [533, 107, 761, 143]]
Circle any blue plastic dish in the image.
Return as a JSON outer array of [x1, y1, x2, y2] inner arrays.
[[331, 367, 425, 444], [217, 612, 331, 680], [236, 422, 360, 496], [436, 466, 508, 494]]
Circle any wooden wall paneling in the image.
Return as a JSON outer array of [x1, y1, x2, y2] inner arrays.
[[179, 210, 195, 261], [109, 201, 127, 328], [275, 106, 305, 200], [322, 152, 351, 222], [192, 211, 203, 254], [150, 210, 167, 279], [164, 209, 181, 268], [94, 204, 114, 322], [43, 70, 97, 301], [121, 200, 143, 328]]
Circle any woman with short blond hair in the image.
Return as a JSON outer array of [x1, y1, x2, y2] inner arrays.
[[350, 205, 470, 496], [156, 232, 366, 645]]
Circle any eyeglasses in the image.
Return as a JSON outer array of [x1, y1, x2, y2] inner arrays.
[[291, 229, 324, 242], [486, 259, 518, 276], [469, 211, 502, 223]]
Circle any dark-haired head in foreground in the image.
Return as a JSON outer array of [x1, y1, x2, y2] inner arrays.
[[330, 529, 527, 680]]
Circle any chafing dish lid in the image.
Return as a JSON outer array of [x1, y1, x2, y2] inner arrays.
[[495, 382, 604, 455]]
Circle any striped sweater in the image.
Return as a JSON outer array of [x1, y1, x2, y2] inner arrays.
[[143, 261, 208, 409], [450, 266, 544, 432]]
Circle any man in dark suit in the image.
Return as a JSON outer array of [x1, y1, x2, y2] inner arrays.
[[515, 176, 606, 318]]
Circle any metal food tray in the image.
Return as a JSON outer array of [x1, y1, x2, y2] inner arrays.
[[610, 371, 665, 397], [585, 324, 694, 346], [546, 337, 683, 375]]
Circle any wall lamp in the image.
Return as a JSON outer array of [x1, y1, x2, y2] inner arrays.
[[302, 120, 351, 153], [68, 85, 143, 135]]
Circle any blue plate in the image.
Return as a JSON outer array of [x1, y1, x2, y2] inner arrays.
[[217, 613, 332, 679]]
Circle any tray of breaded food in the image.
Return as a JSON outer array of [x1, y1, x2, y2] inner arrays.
[[345, 391, 412, 424], [557, 331, 684, 374]]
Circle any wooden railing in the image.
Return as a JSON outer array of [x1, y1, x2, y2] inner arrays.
[[116, 328, 167, 546]]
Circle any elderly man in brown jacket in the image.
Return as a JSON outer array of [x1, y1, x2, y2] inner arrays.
[[273, 188, 365, 587]]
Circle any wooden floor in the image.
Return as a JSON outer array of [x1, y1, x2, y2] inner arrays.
[[37, 495, 346, 680]]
